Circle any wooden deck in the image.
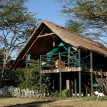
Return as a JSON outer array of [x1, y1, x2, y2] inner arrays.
[[41, 67, 82, 73], [41, 67, 107, 76]]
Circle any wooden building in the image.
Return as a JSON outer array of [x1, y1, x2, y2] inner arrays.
[[12, 20, 107, 97]]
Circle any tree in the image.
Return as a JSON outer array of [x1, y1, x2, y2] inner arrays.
[[0, 0, 37, 65], [71, 0, 107, 24], [57, 0, 107, 45], [0, 48, 13, 87], [60, 0, 107, 24], [65, 19, 85, 33]]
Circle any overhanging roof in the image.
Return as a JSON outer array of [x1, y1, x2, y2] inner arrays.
[[12, 20, 107, 69]]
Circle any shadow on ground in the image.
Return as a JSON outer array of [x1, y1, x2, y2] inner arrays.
[[4, 100, 54, 107]]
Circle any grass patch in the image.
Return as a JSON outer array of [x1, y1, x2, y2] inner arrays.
[[83, 95, 107, 101], [83, 95, 97, 101], [99, 96, 107, 100], [0, 97, 107, 107]]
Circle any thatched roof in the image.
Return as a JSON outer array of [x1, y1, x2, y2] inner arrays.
[[43, 21, 107, 54], [12, 20, 107, 69]]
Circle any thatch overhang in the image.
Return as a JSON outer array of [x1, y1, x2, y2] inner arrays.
[[11, 20, 107, 69]]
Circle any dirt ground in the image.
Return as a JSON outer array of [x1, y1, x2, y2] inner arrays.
[[0, 97, 107, 107]]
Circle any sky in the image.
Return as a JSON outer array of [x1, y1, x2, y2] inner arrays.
[[25, 0, 65, 26], [26, 0, 107, 47]]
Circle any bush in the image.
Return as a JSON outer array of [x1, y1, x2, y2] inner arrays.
[[62, 89, 68, 98], [10, 63, 51, 94], [51, 90, 59, 97]]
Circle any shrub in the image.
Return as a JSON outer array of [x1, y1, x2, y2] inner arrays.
[[51, 90, 59, 97], [62, 89, 68, 98], [10, 63, 50, 93]]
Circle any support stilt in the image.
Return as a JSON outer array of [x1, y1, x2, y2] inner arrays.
[[40, 55, 42, 95], [74, 79, 77, 97], [86, 87, 88, 96], [59, 52, 62, 98], [90, 52, 93, 95], [100, 69, 104, 93], [78, 49, 81, 97]]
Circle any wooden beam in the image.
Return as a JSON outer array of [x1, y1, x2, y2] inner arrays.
[[37, 33, 54, 38]]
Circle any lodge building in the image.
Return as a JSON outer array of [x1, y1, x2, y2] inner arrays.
[[12, 20, 107, 97]]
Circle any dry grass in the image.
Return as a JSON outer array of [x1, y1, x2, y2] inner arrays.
[[42, 99, 107, 107], [0, 97, 107, 107], [0, 97, 35, 107], [0, 97, 55, 107]]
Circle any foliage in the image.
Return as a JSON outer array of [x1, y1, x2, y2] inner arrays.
[[10, 63, 50, 93], [60, 0, 107, 24], [10, 64, 38, 89], [51, 90, 59, 97], [41, 74, 50, 94], [62, 89, 68, 98], [57, 0, 107, 45], [0, 0, 37, 63], [72, 0, 107, 24], [65, 19, 85, 33]]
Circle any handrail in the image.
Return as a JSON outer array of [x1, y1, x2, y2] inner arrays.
[[41, 50, 80, 70]]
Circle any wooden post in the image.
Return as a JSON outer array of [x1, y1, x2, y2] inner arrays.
[[90, 52, 93, 95], [100, 69, 104, 93], [52, 80, 55, 90], [78, 49, 81, 97], [40, 55, 42, 95], [66, 80, 72, 96], [68, 46, 70, 67], [59, 52, 62, 98], [74, 79, 77, 97], [86, 87, 88, 96]]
